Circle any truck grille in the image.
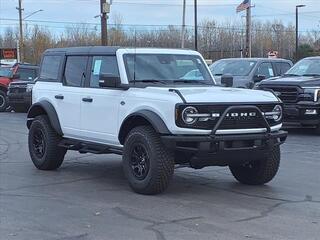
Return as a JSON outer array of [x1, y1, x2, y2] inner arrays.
[[176, 104, 278, 130], [261, 86, 300, 103], [9, 87, 26, 94]]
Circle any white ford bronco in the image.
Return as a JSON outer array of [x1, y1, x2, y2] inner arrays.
[[27, 47, 287, 195]]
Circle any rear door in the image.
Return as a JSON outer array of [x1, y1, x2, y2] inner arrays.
[[79, 55, 122, 145], [57, 55, 88, 138]]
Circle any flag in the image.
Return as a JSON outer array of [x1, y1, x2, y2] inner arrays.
[[236, 0, 251, 13]]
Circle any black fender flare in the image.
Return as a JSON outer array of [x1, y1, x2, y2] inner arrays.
[[118, 110, 171, 144], [27, 101, 63, 135]]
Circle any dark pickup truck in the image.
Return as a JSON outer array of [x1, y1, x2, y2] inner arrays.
[[256, 57, 320, 133], [7, 64, 39, 112]]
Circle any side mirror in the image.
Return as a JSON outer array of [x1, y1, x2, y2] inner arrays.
[[12, 73, 20, 79], [253, 74, 266, 82], [221, 74, 233, 87], [99, 73, 121, 88]]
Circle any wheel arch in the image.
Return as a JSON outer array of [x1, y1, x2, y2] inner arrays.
[[27, 101, 63, 135], [118, 110, 171, 145]]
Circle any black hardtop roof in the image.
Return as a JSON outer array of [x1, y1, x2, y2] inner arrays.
[[44, 46, 120, 55]]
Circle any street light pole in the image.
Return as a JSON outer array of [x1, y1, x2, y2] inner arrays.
[[23, 9, 43, 20], [194, 0, 198, 51], [296, 4, 306, 60]]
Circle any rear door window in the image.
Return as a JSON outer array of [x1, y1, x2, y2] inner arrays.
[[40, 55, 62, 81], [64, 56, 88, 87]]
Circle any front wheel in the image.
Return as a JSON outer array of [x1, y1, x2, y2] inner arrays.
[[123, 126, 174, 195], [229, 146, 280, 185], [0, 90, 8, 112], [28, 115, 66, 170]]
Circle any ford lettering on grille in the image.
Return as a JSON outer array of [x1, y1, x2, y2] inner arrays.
[[225, 112, 257, 118]]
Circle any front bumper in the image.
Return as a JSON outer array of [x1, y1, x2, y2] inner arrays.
[[161, 130, 287, 168], [283, 102, 320, 127]]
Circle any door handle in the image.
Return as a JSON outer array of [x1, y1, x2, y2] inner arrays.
[[82, 97, 93, 103], [55, 95, 64, 100]]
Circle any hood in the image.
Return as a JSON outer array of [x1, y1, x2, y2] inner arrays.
[[170, 86, 278, 103], [260, 76, 320, 87], [0, 76, 11, 86]]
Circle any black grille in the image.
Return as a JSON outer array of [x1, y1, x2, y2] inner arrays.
[[9, 87, 26, 94], [261, 86, 300, 103], [176, 104, 278, 130]]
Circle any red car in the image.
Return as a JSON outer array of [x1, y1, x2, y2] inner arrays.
[[0, 63, 39, 112]]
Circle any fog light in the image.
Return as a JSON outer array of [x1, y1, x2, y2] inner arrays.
[[305, 109, 317, 115]]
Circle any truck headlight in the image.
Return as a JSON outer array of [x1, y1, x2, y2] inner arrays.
[[303, 88, 320, 102], [315, 89, 320, 102], [264, 105, 282, 122], [182, 106, 199, 125], [26, 84, 34, 92]]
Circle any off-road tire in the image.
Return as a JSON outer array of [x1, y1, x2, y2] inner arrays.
[[123, 126, 174, 195], [0, 90, 8, 112], [229, 146, 280, 185], [28, 115, 66, 170]]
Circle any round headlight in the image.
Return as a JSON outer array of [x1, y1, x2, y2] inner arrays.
[[182, 106, 198, 125], [272, 105, 282, 122]]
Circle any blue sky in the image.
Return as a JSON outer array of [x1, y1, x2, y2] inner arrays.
[[0, 0, 319, 33]]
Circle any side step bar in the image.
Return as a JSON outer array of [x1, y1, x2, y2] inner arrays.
[[59, 139, 123, 155]]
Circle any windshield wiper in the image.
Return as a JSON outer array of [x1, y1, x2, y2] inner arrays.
[[132, 79, 167, 84], [173, 80, 212, 85], [302, 74, 320, 77], [283, 73, 300, 77], [213, 73, 223, 76]]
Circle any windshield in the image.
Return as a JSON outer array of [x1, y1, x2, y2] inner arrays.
[[17, 68, 38, 81], [0, 67, 13, 78], [286, 59, 320, 77], [123, 54, 214, 85], [210, 59, 257, 76]]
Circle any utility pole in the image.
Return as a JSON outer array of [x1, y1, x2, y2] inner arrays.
[[17, 0, 24, 62], [296, 5, 306, 61], [194, 0, 198, 51], [245, 5, 252, 58], [181, 0, 186, 48], [100, 0, 109, 46]]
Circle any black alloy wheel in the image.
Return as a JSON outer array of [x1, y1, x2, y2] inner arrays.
[[130, 143, 150, 180], [32, 128, 46, 158]]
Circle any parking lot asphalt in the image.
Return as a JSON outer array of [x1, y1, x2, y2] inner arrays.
[[0, 112, 319, 240]]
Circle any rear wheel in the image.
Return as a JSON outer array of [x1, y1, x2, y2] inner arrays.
[[123, 126, 174, 195], [0, 90, 8, 112], [28, 115, 66, 170], [229, 146, 280, 185]]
